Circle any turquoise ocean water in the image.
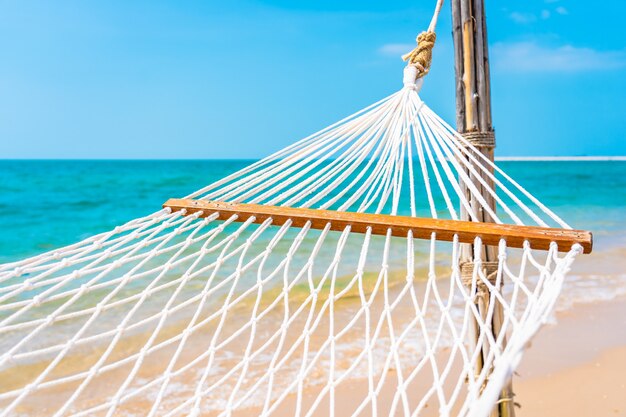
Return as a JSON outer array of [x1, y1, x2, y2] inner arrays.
[[1, 160, 625, 309], [0, 159, 624, 413]]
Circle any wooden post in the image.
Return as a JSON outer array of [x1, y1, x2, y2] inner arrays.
[[451, 0, 517, 416]]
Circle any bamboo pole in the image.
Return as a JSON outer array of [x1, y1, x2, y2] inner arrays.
[[451, 0, 517, 415]]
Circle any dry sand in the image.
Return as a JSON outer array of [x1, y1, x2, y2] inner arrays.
[[4, 278, 625, 416], [245, 296, 626, 417], [513, 296, 626, 416]]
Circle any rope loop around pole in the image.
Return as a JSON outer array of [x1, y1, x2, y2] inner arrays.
[[460, 261, 500, 300], [461, 131, 496, 149], [402, 31, 437, 79]]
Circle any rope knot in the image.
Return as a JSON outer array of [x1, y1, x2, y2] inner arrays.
[[402, 31, 436, 79]]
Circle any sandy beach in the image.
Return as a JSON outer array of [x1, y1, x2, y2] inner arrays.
[[1, 161, 624, 416], [1, 0, 625, 411], [514, 296, 626, 416], [242, 296, 626, 417], [2, 254, 625, 416], [254, 294, 626, 417]]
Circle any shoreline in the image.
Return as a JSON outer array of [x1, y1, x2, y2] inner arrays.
[[258, 295, 626, 417], [237, 293, 626, 416], [2, 246, 626, 417]]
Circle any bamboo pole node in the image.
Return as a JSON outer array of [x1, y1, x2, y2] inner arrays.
[[402, 31, 437, 78], [461, 131, 496, 149]]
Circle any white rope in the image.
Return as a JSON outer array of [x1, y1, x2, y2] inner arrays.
[[0, 60, 582, 417], [428, 0, 446, 33]]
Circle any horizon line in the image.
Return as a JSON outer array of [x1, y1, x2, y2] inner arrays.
[[494, 156, 626, 161], [0, 156, 625, 162]]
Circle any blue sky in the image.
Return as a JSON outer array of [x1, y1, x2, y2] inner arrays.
[[0, 0, 624, 158]]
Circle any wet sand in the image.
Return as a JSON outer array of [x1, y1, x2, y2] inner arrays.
[[3, 256, 625, 416], [233, 296, 626, 417]]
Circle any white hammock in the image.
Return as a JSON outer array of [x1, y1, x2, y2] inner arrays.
[[0, 7, 588, 417]]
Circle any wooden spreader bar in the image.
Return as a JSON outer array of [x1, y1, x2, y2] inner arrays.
[[164, 199, 593, 254]]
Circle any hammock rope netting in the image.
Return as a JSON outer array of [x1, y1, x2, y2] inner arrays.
[[0, 6, 587, 417]]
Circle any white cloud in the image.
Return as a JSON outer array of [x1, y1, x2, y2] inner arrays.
[[491, 42, 626, 73], [378, 43, 414, 57], [540, 9, 551, 19], [509, 12, 536, 24], [555, 6, 568, 15]]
